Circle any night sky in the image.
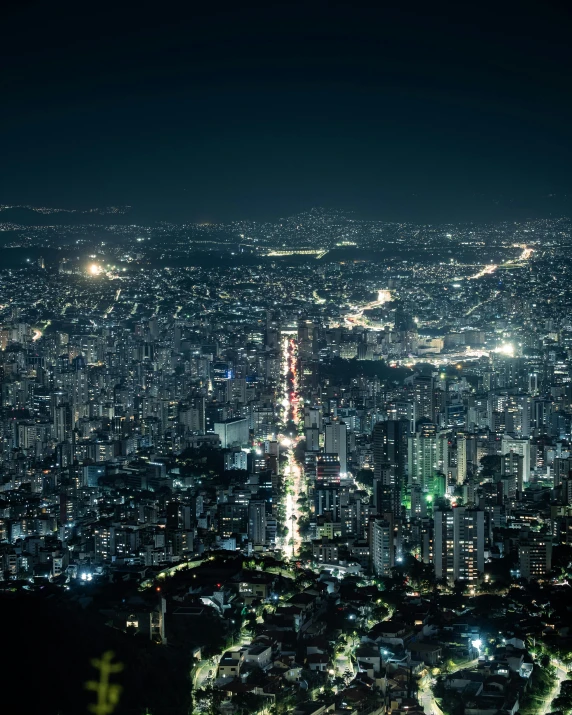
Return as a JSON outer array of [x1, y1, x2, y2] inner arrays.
[[1, 2, 571, 222]]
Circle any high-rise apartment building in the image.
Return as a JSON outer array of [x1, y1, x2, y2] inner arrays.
[[434, 506, 484, 584], [456, 433, 467, 484], [519, 528, 552, 580], [325, 420, 347, 473], [408, 423, 448, 494], [373, 420, 408, 516], [501, 436, 530, 484], [248, 501, 267, 546], [371, 518, 394, 576], [412, 375, 435, 422], [453, 506, 484, 583], [433, 508, 454, 582]]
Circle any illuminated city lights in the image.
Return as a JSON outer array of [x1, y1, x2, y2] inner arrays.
[[0, 2, 567, 711], [0, 208, 565, 713]]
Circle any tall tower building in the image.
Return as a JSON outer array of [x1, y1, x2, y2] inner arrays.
[[516, 395, 532, 437], [325, 421, 347, 473], [519, 528, 552, 580], [248, 501, 267, 546], [433, 508, 454, 582], [371, 518, 395, 576], [456, 433, 467, 484], [373, 420, 408, 516], [453, 506, 484, 583], [408, 423, 448, 494], [501, 452, 524, 497], [374, 463, 396, 516], [373, 420, 408, 478], [413, 375, 435, 422], [501, 436, 530, 484], [434, 506, 484, 584]]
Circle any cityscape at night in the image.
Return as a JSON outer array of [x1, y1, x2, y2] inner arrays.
[[2, 3, 572, 715]]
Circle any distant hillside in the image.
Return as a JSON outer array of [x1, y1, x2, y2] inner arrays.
[[0, 206, 133, 226]]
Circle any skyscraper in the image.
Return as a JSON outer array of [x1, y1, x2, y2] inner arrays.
[[433, 508, 454, 582], [453, 506, 484, 583], [373, 420, 408, 516], [501, 452, 524, 496], [408, 423, 448, 494], [371, 518, 394, 576], [248, 501, 267, 546], [412, 375, 435, 422], [434, 506, 484, 584], [501, 436, 530, 484], [519, 528, 552, 580], [325, 420, 347, 473], [456, 433, 467, 484]]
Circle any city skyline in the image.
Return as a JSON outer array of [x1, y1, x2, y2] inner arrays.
[[2, 3, 572, 715], [1, 204, 572, 714]]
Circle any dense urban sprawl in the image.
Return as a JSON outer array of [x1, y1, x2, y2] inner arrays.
[[2, 208, 572, 715]]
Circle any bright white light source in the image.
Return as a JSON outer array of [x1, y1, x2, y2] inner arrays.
[[495, 343, 514, 356], [472, 639, 482, 650], [89, 264, 101, 276]]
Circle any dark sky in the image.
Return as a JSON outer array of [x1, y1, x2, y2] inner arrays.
[[1, 1, 571, 222]]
